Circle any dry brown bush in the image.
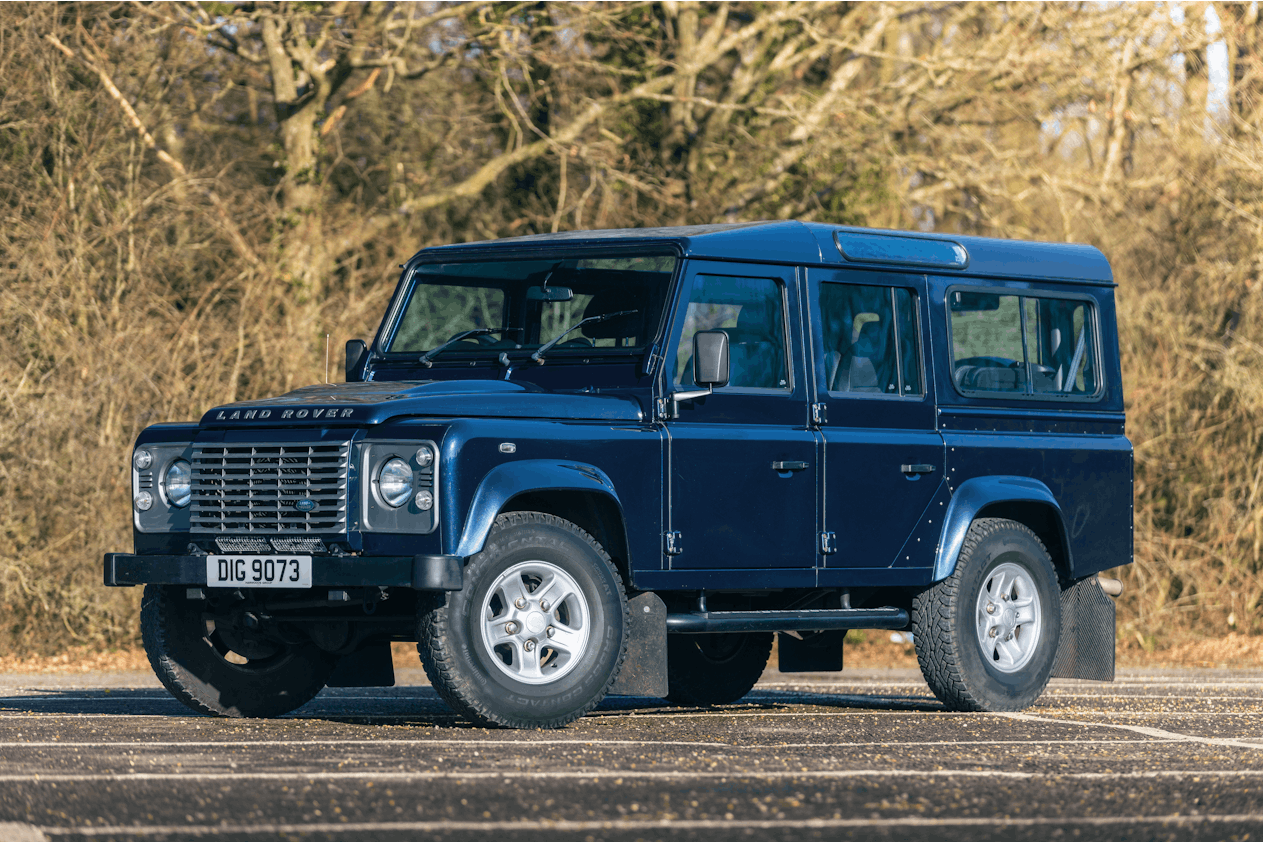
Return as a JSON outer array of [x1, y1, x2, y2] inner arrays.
[[3, 2, 1263, 655]]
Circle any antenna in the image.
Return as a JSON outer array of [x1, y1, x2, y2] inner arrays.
[[324, 334, 330, 384]]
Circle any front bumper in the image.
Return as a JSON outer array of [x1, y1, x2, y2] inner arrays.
[[103, 553, 463, 591]]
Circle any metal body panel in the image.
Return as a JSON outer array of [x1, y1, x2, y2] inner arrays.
[[453, 458, 625, 558], [660, 259, 818, 574], [805, 266, 945, 572]]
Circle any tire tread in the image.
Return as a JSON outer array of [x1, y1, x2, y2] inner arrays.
[[418, 511, 628, 728], [912, 518, 1055, 712]]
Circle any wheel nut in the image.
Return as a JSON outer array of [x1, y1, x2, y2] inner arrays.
[[523, 639, 536, 652], [546, 626, 556, 638], [986, 603, 997, 614], [505, 621, 519, 634], [1005, 633, 1013, 641], [989, 627, 998, 637], [539, 599, 550, 612], [514, 597, 527, 609]]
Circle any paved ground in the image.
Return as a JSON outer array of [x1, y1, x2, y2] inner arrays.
[[0, 666, 1261, 841]]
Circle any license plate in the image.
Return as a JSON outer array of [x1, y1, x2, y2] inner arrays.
[[206, 555, 312, 589]]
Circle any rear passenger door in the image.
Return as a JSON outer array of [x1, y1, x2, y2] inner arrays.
[[806, 269, 946, 572]]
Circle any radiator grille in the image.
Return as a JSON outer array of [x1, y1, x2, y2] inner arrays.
[[191, 442, 350, 533]]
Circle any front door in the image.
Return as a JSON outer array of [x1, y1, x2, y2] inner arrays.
[[664, 260, 817, 572], [806, 268, 945, 571]]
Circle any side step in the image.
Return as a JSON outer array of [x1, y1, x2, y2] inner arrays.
[[665, 607, 909, 634]]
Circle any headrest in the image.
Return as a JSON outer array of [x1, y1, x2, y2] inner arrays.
[[581, 288, 645, 339], [852, 320, 886, 357]]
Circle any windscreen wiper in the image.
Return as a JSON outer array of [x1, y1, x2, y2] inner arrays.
[[530, 310, 638, 365], [419, 328, 517, 367]]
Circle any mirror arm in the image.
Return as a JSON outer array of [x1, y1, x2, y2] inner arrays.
[[671, 386, 712, 405]]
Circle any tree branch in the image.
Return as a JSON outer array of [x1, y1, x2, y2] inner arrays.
[[44, 33, 262, 268]]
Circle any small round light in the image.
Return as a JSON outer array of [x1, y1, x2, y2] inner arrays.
[[415, 446, 434, 468], [163, 459, 192, 508], [416, 490, 434, 511], [134, 491, 154, 512], [133, 450, 153, 470], [377, 458, 414, 508]]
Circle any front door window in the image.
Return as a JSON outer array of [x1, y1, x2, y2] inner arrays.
[[673, 274, 790, 391]]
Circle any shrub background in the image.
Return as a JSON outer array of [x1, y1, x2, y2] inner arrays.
[[3, 2, 1263, 653]]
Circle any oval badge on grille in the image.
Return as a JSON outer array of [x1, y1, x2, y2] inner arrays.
[[294, 499, 318, 512]]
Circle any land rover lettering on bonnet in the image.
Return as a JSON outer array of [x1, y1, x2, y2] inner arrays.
[[106, 222, 1132, 728]]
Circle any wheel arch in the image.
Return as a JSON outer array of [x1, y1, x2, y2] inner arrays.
[[454, 460, 631, 579], [933, 476, 1072, 582]]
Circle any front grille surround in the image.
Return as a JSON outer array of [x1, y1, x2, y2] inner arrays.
[[191, 442, 351, 534]]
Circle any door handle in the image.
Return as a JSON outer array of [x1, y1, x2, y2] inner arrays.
[[901, 463, 936, 475], [772, 461, 809, 472]]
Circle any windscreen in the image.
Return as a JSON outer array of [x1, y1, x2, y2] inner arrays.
[[387, 255, 677, 362]]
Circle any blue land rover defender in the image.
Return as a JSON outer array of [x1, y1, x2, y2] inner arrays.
[[107, 222, 1131, 728]]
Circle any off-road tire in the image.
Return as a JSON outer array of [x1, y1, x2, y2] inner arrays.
[[418, 512, 628, 729], [912, 518, 1061, 712], [140, 585, 336, 718], [665, 632, 773, 706]]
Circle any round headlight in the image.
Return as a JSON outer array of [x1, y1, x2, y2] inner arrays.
[[163, 459, 192, 508], [377, 458, 414, 508], [133, 449, 153, 470]]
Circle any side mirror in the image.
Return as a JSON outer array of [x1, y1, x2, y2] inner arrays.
[[692, 330, 730, 388], [345, 339, 369, 383]]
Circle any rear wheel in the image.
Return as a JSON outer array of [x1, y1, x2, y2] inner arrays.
[[418, 512, 627, 729], [665, 632, 772, 706], [912, 518, 1061, 711], [141, 585, 336, 718]]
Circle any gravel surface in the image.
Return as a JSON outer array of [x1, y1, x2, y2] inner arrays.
[[0, 667, 1261, 840]]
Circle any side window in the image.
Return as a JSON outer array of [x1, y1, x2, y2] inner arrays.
[[818, 283, 922, 396], [949, 290, 1099, 398], [674, 274, 789, 390]]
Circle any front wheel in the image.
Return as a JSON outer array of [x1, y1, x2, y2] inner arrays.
[[418, 512, 628, 728], [911, 518, 1061, 712], [140, 585, 336, 718]]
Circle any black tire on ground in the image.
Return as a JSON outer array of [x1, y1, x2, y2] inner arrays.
[[418, 512, 628, 729], [665, 632, 773, 706], [140, 584, 336, 718], [911, 517, 1062, 712]]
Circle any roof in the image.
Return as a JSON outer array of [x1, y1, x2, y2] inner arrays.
[[416, 220, 1114, 284]]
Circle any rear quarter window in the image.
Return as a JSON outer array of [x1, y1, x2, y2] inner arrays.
[[948, 289, 1101, 400]]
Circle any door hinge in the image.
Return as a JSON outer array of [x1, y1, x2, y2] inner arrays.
[[819, 531, 837, 555], [656, 397, 675, 421], [664, 531, 683, 555], [812, 402, 828, 426]]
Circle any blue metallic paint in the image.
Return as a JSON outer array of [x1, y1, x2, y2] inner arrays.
[[453, 459, 626, 558], [932, 475, 1067, 582]]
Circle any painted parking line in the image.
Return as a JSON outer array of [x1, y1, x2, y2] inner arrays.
[[6, 768, 1263, 784], [998, 711, 1263, 750], [18, 813, 1263, 838], [0, 737, 1177, 749]]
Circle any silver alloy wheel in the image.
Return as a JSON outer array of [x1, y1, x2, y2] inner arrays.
[[478, 559, 591, 685], [974, 561, 1043, 673]]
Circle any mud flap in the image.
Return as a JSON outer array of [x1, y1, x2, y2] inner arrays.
[[1050, 576, 1115, 681], [328, 641, 396, 688], [777, 630, 847, 672], [608, 592, 669, 697]]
